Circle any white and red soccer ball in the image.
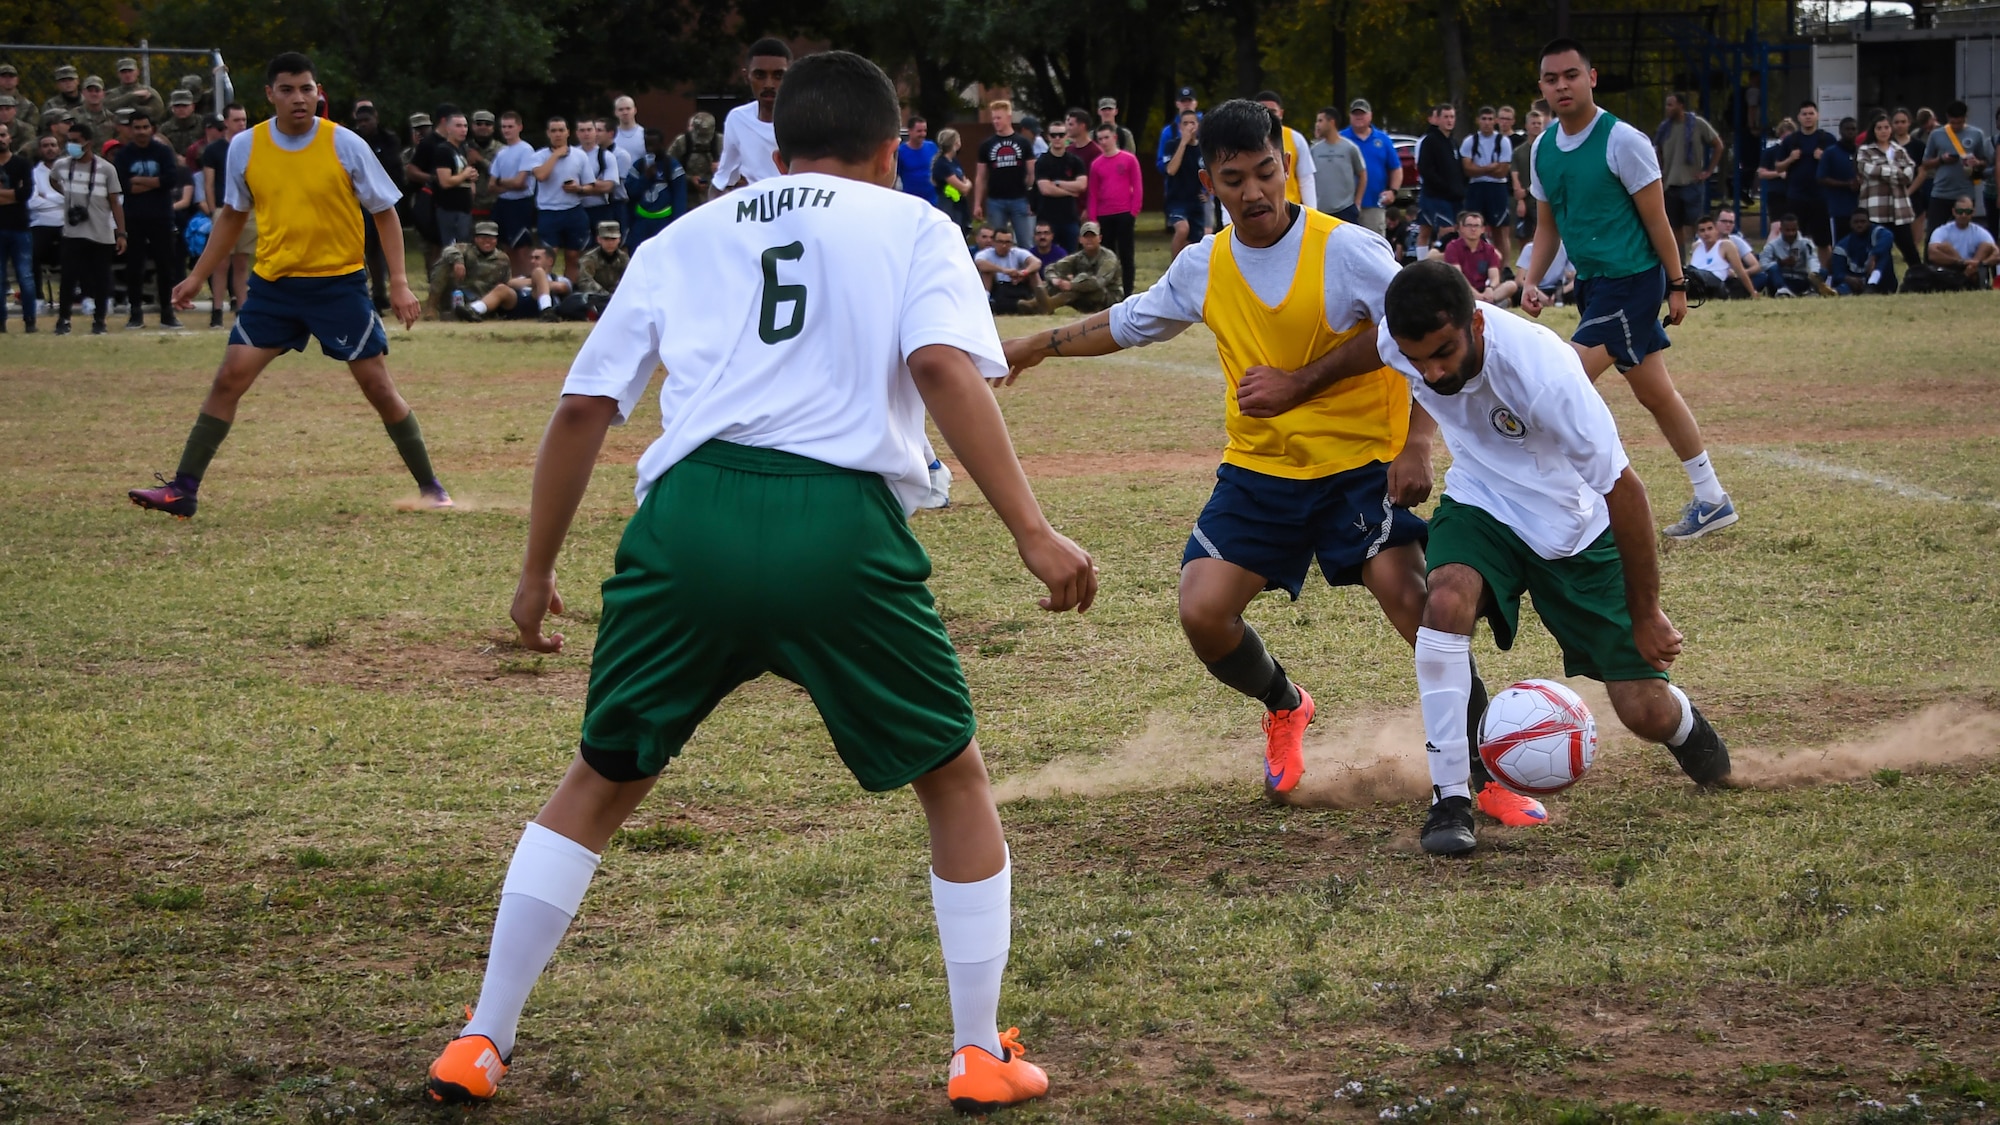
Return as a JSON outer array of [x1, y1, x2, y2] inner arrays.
[[1477, 679, 1598, 796]]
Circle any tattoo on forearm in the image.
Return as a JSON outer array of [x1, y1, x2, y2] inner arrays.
[[1047, 319, 1102, 357]]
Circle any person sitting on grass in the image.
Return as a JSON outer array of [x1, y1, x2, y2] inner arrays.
[[1758, 213, 1829, 296], [1831, 210, 1898, 294], [1688, 214, 1759, 299], [1036, 220, 1121, 313], [973, 225, 1043, 314], [435, 221, 513, 317], [1926, 195, 2000, 284], [1434, 210, 1518, 306], [423, 50, 1092, 1116]]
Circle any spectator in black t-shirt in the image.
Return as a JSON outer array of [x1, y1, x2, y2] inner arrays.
[[424, 111, 478, 248], [113, 111, 184, 328], [974, 99, 1035, 246], [349, 102, 405, 311], [199, 102, 248, 327], [0, 124, 34, 332], [931, 128, 970, 231], [1032, 130, 1087, 254]]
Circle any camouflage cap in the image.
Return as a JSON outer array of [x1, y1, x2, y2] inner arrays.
[[0, 64, 17, 77], [408, 112, 432, 128], [1079, 220, 1102, 236], [0, 95, 15, 108], [45, 109, 71, 125], [179, 74, 205, 90], [116, 57, 139, 72], [595, 221, 622, 238], [473, 220, 500, 237], [170, 90, 194, 105], [83, 75, 104, 90], [471, 109, 494, 124], [54, 66, 78, 80]]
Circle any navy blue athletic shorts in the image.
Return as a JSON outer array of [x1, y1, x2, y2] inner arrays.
[[232, 270, 387, 361], [1464, 181, 1510, 228], [1181, 460, 1429, 599], [1572, 265, 1671, 372], [1416, 192, 1460, 231], [538, 206, 590, 251], [494, 196, 537, 248]]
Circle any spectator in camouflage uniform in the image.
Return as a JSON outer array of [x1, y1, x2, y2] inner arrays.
[[434, 220, 514, 317], [42, 66, 83, 123], [160, 90, 204, 161], [106, 59, 164, 121], [468, 109, 501, 224], [0, 65, 39, 136], [669, 112, 721, 207], [575, 219, 627, 297], [74, 77, 115, 153], [0, 96, 22, 143], [1037, 220, 1122, 312]]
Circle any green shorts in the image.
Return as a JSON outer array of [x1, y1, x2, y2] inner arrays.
[[1426, 495, 1666, 683], [578, 440, 976, 791]]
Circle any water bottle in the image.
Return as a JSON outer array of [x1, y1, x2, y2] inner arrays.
[[452, 289, 466, 311]]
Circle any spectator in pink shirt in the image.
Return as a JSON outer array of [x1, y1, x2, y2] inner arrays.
[[1086, 123, 1141, 295]]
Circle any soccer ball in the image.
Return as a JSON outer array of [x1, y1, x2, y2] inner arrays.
[[1477, 679, 1598, 796]]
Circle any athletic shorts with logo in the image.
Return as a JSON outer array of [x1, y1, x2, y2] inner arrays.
[[232, 269, 388, 360], [577, 440, 977, 791], [1182, 460, 1429, 599], [1426, 495, 1665, 682], [1572, 264, 1670, 371], [1164, 198, 1207, 238]]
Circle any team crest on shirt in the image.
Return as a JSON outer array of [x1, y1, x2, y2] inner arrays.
[[1490, 407, 1527, 439]]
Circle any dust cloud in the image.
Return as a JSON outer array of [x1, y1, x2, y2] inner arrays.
[[994, 694, 2000, 806]]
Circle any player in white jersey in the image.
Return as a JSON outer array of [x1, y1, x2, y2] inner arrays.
[[714, 37, 788, 192], [1378, 261, 1730, 857], [424, 52, 1092, 1114]]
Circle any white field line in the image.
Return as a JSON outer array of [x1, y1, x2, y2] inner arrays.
[[1733, 447, 2000, 511]]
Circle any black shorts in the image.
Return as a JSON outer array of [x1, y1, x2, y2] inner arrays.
[[1793, 197, 1831, 245]]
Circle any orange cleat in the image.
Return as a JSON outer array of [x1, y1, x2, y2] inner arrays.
[[426, 1032, 509, 1105], [947, 1027, 1049, 1115], [1476, 781, 1549, 826], [1261, 685, 1315, 796]]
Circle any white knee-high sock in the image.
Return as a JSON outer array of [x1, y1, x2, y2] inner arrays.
[[931, 850, 1010, 1058], [1682, 451, 1725, 505], [461, 823, 602, 1057], [1665, 684, 1695, 746], [1415, 627, 1475, 801]]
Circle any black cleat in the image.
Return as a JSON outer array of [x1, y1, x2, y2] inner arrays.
[[1669, 706, 1731, 787], [1421, 790, 1478, 856]]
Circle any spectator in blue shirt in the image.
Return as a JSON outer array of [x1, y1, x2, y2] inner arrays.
[[1818, 117, 1861, 238], [1340, 98, 1403, 236], [1833, 210, 1897, 293], [623, 128, 685, 248], [897, 115, 939, 205], [1157, 86, 1198, 172]]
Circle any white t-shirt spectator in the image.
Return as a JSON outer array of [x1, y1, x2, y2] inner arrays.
[[1459, 131, 1513, 183], [1689, 238, 1731, 282], [223, 121, 401, 215], [1929, 220, 1996, 259], [1516, 239, 1571, 289], [612, 123, 646, 166], [491, 139, 538, 200], [1377, 310, 1630, 560], [715, 102, 779, 190], [30, 160, 65, 227], [534, 146, 591, 210], [51, 153, 123, 242], [561, 172, 1005, 514], [974, 245, 1037, 280]]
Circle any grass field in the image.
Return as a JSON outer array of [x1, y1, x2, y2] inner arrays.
[[3, 226, 2000, 1124]]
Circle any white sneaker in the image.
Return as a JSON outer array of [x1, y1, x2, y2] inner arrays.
[[920, 460, 952, 510], [80, 298, 96, 315], [1775, 286, 1796, 298]]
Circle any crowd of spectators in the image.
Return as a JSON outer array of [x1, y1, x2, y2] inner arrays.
[[5, 43, 1999, 336]]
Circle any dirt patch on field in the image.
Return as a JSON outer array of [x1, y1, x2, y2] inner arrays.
[[1654, 369, 2000, 445], [1071, 980, 2000, 1119], [283, 631, 592, 700]]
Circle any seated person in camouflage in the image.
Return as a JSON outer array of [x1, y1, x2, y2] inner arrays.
[[567, 220, 628, 318], [1037, 220, 1123, 313], [438, 221, 516, 319]]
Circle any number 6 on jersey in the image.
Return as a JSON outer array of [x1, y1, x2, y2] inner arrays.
[[760, 241, 807, 343]]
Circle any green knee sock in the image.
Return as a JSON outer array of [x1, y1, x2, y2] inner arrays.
[[384, 411, 439, 489], [175, 412, 233, 485]]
